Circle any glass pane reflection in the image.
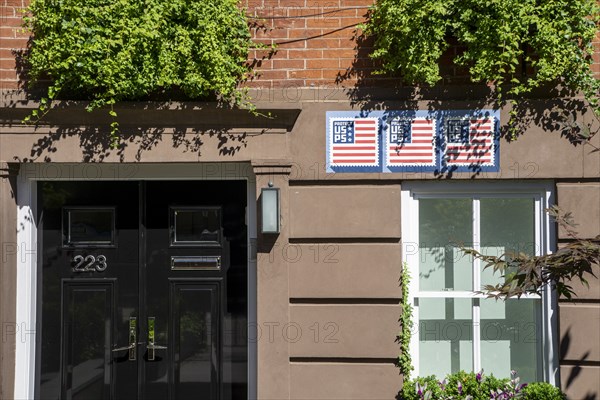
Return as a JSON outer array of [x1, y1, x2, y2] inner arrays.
[[67, 209, 114, 244], [174, 209, 220, 244], [480, 198, 535, 288], [419, 298, 473, 378], [481, 298, 542, 382], [419, 199, 473, 292]]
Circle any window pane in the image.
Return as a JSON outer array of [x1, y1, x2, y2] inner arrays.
[[67, 209, 114, 244], [480, 198, 535, 287], [419, 199, 473, 291], [419, 298, 473, 378], [480, 298, 542, 382], [174, 209, 220, 244]]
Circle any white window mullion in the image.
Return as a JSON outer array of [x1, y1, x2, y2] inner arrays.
[[473, 298, 481, 373], [534, 196, 542, 256], [472, 198, 482, 373], [473, 197, 481, 292]]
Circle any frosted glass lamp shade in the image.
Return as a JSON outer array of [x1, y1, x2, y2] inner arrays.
[[261, 188, 280, 234]]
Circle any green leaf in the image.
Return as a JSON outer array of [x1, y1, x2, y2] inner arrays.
[[363, 0, 600, 137], [22, 0, 258, 131]]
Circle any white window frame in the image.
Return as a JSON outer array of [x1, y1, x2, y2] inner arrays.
[[401, 181, 559, 385]]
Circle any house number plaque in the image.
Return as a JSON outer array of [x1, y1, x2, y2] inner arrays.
[[72, 255, 108, 272]]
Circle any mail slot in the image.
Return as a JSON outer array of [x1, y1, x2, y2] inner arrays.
[[171, 256, 221, 270]]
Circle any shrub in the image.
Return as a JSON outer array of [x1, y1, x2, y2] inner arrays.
[[401, 376, 443, 400], [400, 370, 566, 400], [444, 371, 509, 400], [521, 382, 566, 400]]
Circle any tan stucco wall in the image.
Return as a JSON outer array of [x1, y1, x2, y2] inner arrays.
[[290, 363, 401, 399], [289, 185, 401, 238], [284, 180, 403, 397], [289, 243, 401, 299], [1, 91, 599, 179], [1, 90, 599, 399], [557, 183, 600, 240], [557, 182, 600, 399]]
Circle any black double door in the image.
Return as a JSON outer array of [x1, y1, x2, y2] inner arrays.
[[37, 181, 248, 399]]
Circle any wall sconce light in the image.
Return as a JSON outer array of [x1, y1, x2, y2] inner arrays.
[[261, 182, 280, 234]]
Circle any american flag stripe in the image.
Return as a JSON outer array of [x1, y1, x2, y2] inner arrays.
[[330, 118, 379, 166], [386, 118, 436, 166], [389, 146, 433, 150], [389, 159, 436, 163], [333, 146, 375, 150], [445, 118, 495, 165], [389, 151, 434, 155]]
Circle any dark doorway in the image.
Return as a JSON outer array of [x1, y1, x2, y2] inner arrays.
[[37, 180, 248, 399]]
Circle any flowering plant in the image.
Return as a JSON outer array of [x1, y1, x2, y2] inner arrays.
[[403, 370, 534, 400]]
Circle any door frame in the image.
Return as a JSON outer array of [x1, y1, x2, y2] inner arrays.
[[16, 163, 258, 400]]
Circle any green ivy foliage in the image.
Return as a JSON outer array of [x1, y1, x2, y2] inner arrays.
[[366, 0, 600, 135], [23, 0, 256, 139], [398, 263, 413, 378]]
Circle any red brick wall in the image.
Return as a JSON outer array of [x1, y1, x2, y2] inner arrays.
[[1, 0, 599, 91], [0, 0, 28, 90], [593, 30, 600, 78], [245, 0, 378, 88]]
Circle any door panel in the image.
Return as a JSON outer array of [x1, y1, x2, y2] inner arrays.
[[170, 280, 221, 400], [61, 280, 115, 400], [38, 180, 248, 399], [144, 181, 247, 400], [39, 181, 140, 400]]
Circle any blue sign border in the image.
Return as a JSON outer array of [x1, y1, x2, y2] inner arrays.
[[326, 110, 500, 174]]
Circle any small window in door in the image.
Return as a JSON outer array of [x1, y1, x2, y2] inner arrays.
[[63, 207, 116, 247], [170, 207, 222, 247]]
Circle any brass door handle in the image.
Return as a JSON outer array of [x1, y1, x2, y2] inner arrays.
[[147, 317, 167, 361], [113, 317, 137, 361]]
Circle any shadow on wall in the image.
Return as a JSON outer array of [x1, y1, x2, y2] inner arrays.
[[5, 43, 299, 163], [560, 327, 599, 400], [13, 124, 238, 163], [0, 92, 301, 163], [333, 19, 600, 176]]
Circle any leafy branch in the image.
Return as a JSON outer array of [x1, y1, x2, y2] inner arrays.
[[461, 206, 600, 300], [22, 0, 259, 143], [365, 0, 600, 139]]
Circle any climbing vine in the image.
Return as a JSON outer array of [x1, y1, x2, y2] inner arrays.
[[365, 0, 600, 138], [23, 0, 257, 142], [398, 262, 413, 378]]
